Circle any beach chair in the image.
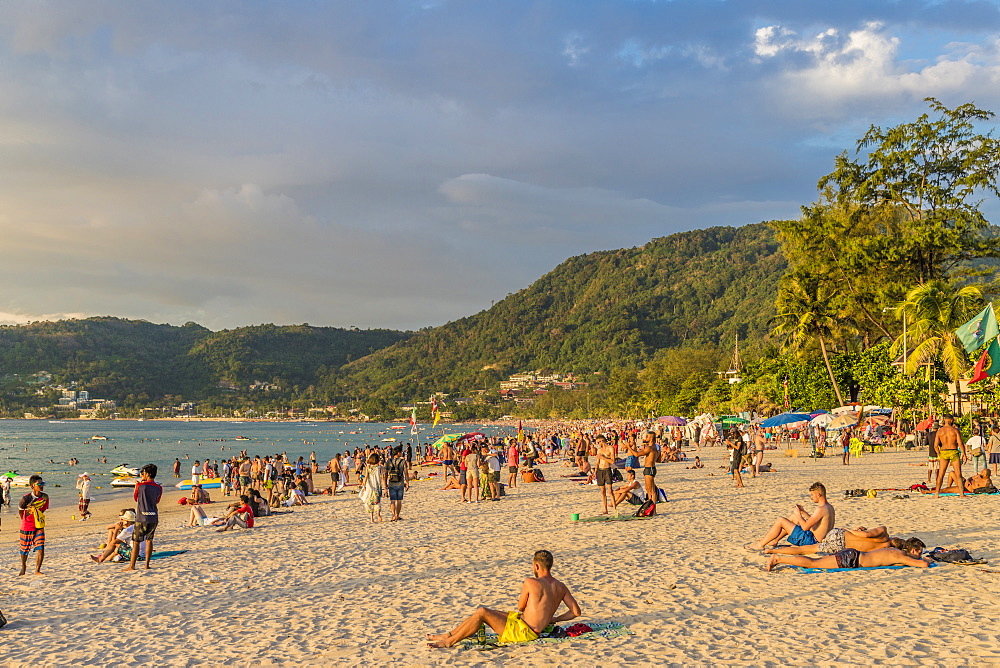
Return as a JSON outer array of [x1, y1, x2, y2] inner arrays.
[[849, 437, 864, 458]]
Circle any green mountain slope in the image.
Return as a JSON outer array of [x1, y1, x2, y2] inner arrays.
[[332, 223, 785, 400]]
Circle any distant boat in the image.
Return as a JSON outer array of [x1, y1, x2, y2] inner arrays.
[[110, 477, 138, 488], [381, 438, 397, 442], [110, 465, 138, 477], [49, 420, 66, 424], [235, 436, 251, 441], [92, 435, 108, 440]]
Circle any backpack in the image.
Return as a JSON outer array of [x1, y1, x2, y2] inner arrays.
[[634, 499, 656, 517], [532, 469, 545, 482], [387, 458, 405, 484], [611, 469, 624, 483]]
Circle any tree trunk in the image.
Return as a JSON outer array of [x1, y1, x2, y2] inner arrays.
[[818, 334, 846, 406]]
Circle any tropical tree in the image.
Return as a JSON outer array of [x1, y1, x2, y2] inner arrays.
[[893, 280, 983, 382], [771, 273, 849, 406]]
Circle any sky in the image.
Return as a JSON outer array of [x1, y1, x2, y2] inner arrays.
[[2, 0, 1000, 332]]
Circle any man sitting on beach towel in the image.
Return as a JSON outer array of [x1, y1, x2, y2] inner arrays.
[[745, 482, 834, 550], [426, 550, 582, 648], [611, 469, 646, 508], [766, 539, 930, 571]]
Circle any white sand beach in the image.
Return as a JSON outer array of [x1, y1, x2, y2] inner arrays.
[[2, 447, 999, 666]]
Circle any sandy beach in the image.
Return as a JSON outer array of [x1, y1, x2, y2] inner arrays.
[[2, 446, 999, 666]]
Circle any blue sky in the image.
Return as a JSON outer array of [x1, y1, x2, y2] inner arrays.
[[1, 0, 999, 330]]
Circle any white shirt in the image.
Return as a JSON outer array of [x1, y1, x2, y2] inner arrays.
[[117, 525, 135, 542]]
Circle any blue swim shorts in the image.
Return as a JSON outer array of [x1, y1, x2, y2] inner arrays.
[[788, 525, 817, 546]]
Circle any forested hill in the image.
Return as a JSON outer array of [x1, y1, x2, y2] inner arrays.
[[0, 318, 409, 402], [332, 223, 786, 400]]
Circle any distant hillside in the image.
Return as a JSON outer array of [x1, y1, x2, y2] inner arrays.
[[0, 317, 410, 403], [332, 223, 786, 400]]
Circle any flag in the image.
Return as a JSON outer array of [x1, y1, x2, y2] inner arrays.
[[517, 420, 525, 443], [409, 407, 418, 435], [431, 396, 440, 427], [956, 304, 999, 354], [970, 337, 1000, 383]]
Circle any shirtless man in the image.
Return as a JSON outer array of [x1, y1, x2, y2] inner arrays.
[[441, 442, 457, 479], [628, 430, 658, 508], [765, 525, 901, 555], [328, 454, 343, 495], [426, 550, 581, 648], [595, 436, 615, 515], [766, 539, 929, 571], [934, 415, 969, 497], [745, 482, 834, 550]]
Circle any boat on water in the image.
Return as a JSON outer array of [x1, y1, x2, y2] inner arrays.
[[110, 465, 139, 477], [381, 438, 397, 442], [110, 477, 138, 488], [234, 436, 251, 441], [175, 477, 223, 490], [4, 474, 34, 487], [92, 435, 108, 440]]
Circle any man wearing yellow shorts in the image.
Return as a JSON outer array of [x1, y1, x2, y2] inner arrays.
[[934, 415, 969, 497], [426, 550, 582, 648]]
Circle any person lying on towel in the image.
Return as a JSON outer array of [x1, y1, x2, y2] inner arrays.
[[426, 550, 581, 648], [766, 539, 930, 571]]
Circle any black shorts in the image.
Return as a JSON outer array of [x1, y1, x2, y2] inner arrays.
[[576, 450, 586, 457], [133, 522, 158, 542], [596, 468, 613, 486], [508, 466, 517, 473], [642, 466, 657, 478]]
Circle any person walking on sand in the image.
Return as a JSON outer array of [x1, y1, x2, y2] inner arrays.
[[595, 435, 615, 514], [127, 464, 161, 571], [17, 475, 48, 576], [360, 454, 385, 522], [76, 472, 93, 520], [934, 415, 969, 497], [426, 550, 581, 648], [385, 446, 409, 521]]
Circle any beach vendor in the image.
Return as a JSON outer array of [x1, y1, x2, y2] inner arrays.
[[426, 550, 581, 648], [18, 475, 49, 576], [76, 472, 93, 520]]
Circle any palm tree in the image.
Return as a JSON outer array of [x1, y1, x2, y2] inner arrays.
[[771, 274, 848, 406], [893, 280, 983, 382]]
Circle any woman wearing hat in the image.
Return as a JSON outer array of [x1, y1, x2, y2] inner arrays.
[[90, 510, 136, 563], [76, 473, 93, 520]]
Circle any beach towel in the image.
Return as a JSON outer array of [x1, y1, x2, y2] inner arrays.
[[456, 621, 632, 650], [576, 514, 656, 522], [791, 562, 939, 574]]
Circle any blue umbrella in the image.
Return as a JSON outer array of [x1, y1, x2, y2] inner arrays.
[[760, 413, 812, 428]]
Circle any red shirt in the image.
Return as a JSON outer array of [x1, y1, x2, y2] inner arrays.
[[236, 503, 255, 528]]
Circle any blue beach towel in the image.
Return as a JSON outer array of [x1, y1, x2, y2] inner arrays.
[[792, 562, 938, 574]]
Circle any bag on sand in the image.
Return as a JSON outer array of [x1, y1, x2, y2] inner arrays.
[[634, 499, 656, 517], [532, 469, 546, 482]]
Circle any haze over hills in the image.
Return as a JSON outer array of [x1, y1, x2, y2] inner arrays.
[[0, 223, 786, 412], [329, 223, 786, 401]]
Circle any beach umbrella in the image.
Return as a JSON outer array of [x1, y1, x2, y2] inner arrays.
[[832, 405, 861, 414], [809, 409, 830, 415], [430, 434, 463, 448], [760, 413, 812, 428], [862, 415, 890, 427], [720, 416, 749, 425], [916, 417, 935, 431], [828, 413, 858, 430], [457, 432, 486, 442], [657, 416, 687, 426], [810, 413, 834, 426]]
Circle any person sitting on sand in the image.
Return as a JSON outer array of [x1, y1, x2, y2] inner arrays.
[[745, 482, 834, 550], [91, 510, 136, 563], [426, 550, 582, 648], [766, 539, 929, 571], [438, 474, 461, 491], [216, 495, 255, 532], [102, 509, 136, 548], [765, 526, 907, 555], [187, 485, 211, 505], [611, 469, 646, 508], [685, 457, 704, 470]]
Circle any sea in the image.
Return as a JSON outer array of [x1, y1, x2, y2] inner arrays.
[[0, 419, 508, 509]]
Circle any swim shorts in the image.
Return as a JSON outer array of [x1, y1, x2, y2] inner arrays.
[[625, 455, 640, 469], [498, 611, 539, 644], [642, 466, 657, 478], [508, 466, 517, 473], [133, 522, 158, 542], [788, 525, 817, 546], [834, 548, 861, 568], [596, 468, 613, 486], [18, 529, 45, 555], [387, 484, 404, 501], [443, 460, 454, 466], [814, 528, 846, 554], [938, 449, 960, 461]]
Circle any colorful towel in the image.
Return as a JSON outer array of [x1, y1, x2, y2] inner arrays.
[[792, 562, 939, 574], [577, 514, 654, 523], [456, 621, 632, 649]]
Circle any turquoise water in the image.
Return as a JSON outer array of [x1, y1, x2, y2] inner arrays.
[[0, 420, 505, 508]]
